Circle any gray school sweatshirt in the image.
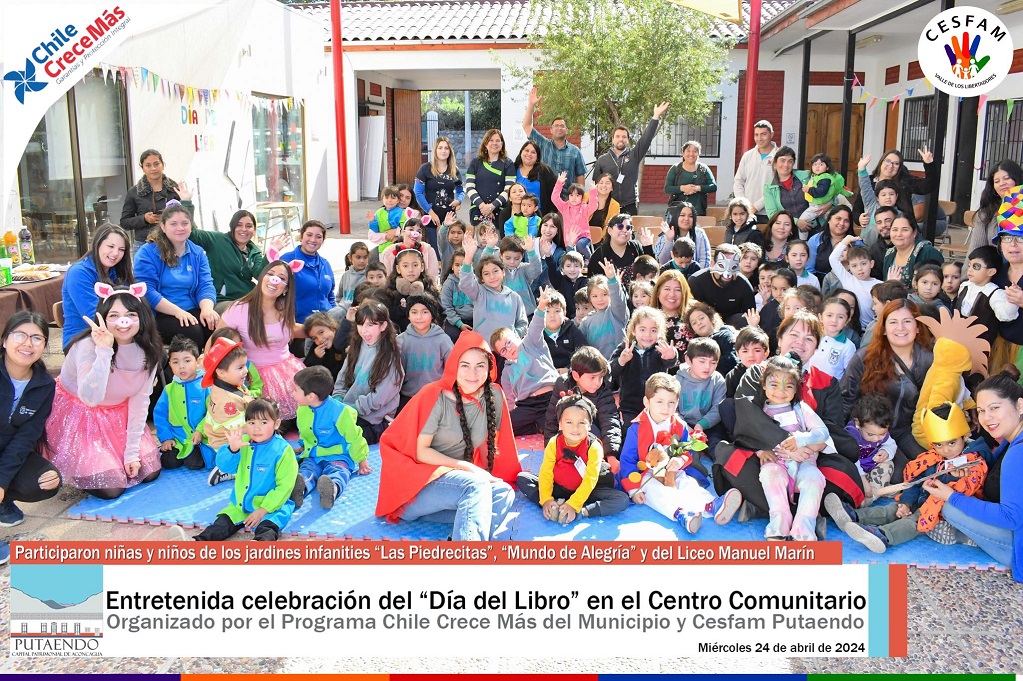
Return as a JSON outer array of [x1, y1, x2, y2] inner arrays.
[[482, 244, 543, 316], [500, 311, 560, 404], [441, 275, 474, 328], [459, 265, 528, 343], [578, 276, 629, 359], [398, 323, 454, 396], [675, 364, 726, 430], [337, 267, 367, 306], [333, 340, 402, 424]]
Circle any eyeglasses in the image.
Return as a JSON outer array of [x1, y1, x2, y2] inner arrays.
[[882, 159, 901, 167], [7, 331, 46, 347], [1001, 235, 1023, 245], [612, 224, 632, 231]]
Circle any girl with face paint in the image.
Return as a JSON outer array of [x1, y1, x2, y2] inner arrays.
[[380, 217, 440, 281], [218, 261, 307, 420], [45, 286, 165, 499]]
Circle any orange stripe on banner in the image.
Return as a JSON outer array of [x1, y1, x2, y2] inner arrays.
[[10, 541, 842, 565], [888, 564, 908, 657], [186, 677, 387, 681]]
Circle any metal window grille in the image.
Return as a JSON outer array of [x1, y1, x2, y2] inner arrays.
[[901, 97, 935, 162], [648, 102, 723, 157], [981, 100, 1023, 171]]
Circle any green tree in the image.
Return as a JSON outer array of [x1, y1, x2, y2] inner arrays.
[[503, 0, 733, 153]]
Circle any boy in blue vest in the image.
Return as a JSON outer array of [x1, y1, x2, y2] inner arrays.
[[155, 336, 213, 471], [291, 366, 371, 510], [367, 185, 406, 259], [170, 398, 298, 542]]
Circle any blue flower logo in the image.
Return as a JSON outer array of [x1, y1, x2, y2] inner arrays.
[[3, 58, 48, 104]]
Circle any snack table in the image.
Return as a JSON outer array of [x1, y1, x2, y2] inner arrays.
[[0, 272, 66, 324]]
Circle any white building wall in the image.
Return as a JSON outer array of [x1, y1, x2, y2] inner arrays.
[[109, 0, 325, 231]]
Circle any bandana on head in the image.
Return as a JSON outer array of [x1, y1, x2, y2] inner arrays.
[[710, 252, 741, 280]]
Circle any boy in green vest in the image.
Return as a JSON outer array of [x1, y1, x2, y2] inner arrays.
[[155, 336, 214, 471], [367, 185, 407, 258], [292, 366, 371, 509]]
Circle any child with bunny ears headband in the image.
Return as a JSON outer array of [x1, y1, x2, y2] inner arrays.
[[217, 258, 308, 420], [380, 216, 440, 281], [44, 284, 165, 499]]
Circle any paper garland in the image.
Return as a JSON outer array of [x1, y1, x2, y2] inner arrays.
[[96, 62, 303, 114], [851, 76, 1015, 121]]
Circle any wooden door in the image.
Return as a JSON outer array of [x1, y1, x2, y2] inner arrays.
[[805, 103, 864, 188], [392, 89, 422, 186], [884, 101, 900, 155]]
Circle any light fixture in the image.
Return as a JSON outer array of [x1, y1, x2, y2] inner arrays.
[[855, 34, 883, 48], [997, 0, 1023, 14]]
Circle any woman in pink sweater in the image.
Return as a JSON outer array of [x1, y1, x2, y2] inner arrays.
[[552, 172, 599, 257], [218, 260, 307, 420], [45, 284, 164, 499]]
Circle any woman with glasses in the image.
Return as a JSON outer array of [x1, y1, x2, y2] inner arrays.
[[851, 147, 937, 227], [588, 213, 656, 291], [0, 312, 62, 566], [963, 160, 1023, 262]]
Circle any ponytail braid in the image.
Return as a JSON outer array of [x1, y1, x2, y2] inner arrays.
[[454, 383, 475, 463], [483, 382, 498, 472]]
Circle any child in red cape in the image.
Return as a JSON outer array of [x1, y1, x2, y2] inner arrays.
[[376, 330, 521, 540]]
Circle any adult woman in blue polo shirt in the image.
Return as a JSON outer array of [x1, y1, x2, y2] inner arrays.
[[61, 223, 135, 352], [280, 219, 335, 324], [133, 202, 218, 347]]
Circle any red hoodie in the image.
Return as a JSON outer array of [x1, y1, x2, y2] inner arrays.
[[375, 331, 521, 521]]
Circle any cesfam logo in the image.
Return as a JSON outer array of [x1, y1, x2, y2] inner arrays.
[[917, 6, 1013, 96]]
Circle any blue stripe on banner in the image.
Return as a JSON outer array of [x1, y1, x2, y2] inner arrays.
[[867, 563, 889, 657]]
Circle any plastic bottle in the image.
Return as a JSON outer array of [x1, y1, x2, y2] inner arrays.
[[3, 229, 20, 266], [18, 226, 34, 264]]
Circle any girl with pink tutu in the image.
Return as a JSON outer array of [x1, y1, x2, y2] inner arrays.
[[45, 284, 165, 499], [218, 260, 306, 420]]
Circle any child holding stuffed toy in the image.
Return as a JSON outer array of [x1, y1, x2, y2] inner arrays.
[[845, 394, 897, 505], [384, 246, 442, 334], [518, 394, 629, 523], [617, 373, 742, 533], [826, 402, 989, 553], [757, 354, 832, 541]]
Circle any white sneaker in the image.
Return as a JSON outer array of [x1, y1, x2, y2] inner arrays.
[[167, 526, 194, 541]]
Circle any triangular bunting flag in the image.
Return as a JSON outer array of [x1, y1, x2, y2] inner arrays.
[[907, 87, 914, 97], [978, 94, 988, 114], [188, 87, 194, 104], [925, 77, 932, 90], [1008, 99, 1016, 120], [868, 96, 878, 110], [132, 67, 142, 88], [118, 66, 127, 84], [893, 94, 900, 106], [141, 67, 148, 85], [152, 73, 159, 91], [858, 91, 869, 103], [852, 73, 860, 87], [213, 89, 219, 103]]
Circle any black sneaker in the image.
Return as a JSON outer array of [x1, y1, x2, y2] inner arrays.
[[845, 522, 888, 553], [0, 501, 24, 528], [317, 476, 339, 510], [291, 473, 306, 509], [207, 467, 235, 486]]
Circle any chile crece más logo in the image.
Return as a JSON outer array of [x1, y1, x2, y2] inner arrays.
[[3, 6, 127, 103], [918, 6, 1013, 97]]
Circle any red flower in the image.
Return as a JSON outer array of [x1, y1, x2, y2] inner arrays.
[[655, 430, 672, 446], [224, 402, 238, 416], [691, 426, 707, 444]]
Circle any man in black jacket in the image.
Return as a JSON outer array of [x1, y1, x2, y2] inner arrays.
[[592, 101, 670, 215]]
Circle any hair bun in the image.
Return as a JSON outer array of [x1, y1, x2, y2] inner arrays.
[[999, 364, 1022, 381]]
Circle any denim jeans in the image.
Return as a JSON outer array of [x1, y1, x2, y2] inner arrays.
[[941, 502, 1014, 567], [400, 470, 514, 540], [299, 458, 352, 497]]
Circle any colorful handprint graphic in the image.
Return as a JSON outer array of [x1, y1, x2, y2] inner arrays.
[[945, 32, 991, 79]]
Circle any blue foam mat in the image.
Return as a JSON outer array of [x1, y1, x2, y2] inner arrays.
[[66, 445, 1007, 570]]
